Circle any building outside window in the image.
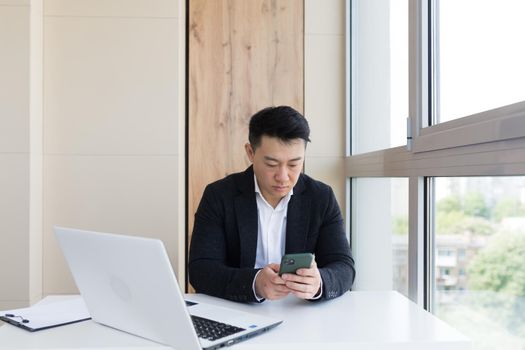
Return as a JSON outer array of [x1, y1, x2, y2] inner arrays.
[[434, 177, 525, 348]]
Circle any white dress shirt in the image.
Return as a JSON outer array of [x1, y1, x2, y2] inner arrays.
[[251, 175, 291, 301], [253, 175, 293, 269]]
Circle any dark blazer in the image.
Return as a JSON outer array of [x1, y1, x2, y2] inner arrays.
[[189, 166, 355, 303]]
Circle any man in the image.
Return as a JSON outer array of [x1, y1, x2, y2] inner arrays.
[[189, 106, 355, 303]]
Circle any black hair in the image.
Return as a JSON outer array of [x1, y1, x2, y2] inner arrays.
[[248, 106, 311, 150]]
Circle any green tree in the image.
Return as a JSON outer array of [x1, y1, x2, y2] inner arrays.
[[468, 232, 525, 296], [493, 197, 525, 223], [467, 232, 525, 336], [437, 195, 461, 213], [463, 192, 490, 219], [436, 211, 494, 235], [392, 216, 408, 235], [459, 216, 494, 236], [436, 211, 468, 234], [436, 196, 466, 235]]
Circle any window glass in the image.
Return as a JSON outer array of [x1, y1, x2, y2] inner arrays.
[[433, 177, 525, 349], [434, 0, 525, 123], [352, 178, 409, 296], [352, 0, 408, 154]]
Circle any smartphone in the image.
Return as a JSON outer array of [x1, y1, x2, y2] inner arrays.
[[278, 253, 314, 276]]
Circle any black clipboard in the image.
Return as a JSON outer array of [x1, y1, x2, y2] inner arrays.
[[0, 314, 91, 332], [0, 297, 91, 332]]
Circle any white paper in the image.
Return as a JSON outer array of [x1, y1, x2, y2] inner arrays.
[[1, 296, 90, 330]]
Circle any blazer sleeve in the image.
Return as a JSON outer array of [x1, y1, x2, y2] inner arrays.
[[188, 184, 260, 303], [314, 186, 356, 301]]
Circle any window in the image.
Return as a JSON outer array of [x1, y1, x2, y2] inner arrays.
[[351, 178, 409, 297], [433, 177, 525, 349], [433, 0, 525, 124], [346, 1, 525, 348], [351, 0, 408, 154]]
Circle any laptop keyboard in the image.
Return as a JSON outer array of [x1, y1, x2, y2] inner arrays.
[[191, 315, 246, 341]]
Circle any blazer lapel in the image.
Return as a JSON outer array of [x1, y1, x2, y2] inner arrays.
[[285, 175, 311, 253], [234, 167, 258, 268]]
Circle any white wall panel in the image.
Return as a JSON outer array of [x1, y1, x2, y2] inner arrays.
[[305, 156, 346, 216], [43, 1, 182, 294], [44, 0, 178, 18], [0, 155, 30, 306], [0, 0, 29, 5], [305, 0, 344, 35], [304, 0, 346, 212], [43, 155, 179, 294], [305, 34, 345, 158], [0, 6, 29, 153], [0, 2, 39, 310], [44, 17, 178, 156]]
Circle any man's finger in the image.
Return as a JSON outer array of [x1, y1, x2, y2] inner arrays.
[[270, 275, 287, 285], [295, 268, 316, 277], [285, 280, 317, 293], [296, 262, 319, 276], [268, 263, 280, 272], [289, 290, 314, 299], [282, 273, 313, 284]]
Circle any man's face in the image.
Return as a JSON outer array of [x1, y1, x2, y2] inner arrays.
[[245, 135, 305, 207]]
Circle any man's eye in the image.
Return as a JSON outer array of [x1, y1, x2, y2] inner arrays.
[[266, 163, 277, 167]]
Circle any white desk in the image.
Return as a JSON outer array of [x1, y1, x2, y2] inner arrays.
[[0, 291, 470, 350]]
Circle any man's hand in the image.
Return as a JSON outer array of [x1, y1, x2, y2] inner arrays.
[[255, 263, 291, 300], [281, 261, 322, 299]]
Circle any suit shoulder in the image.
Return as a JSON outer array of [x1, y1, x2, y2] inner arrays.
[[301, 173, 333, 195], [204, 170, 249, 196], [296, 174, 335, 202]]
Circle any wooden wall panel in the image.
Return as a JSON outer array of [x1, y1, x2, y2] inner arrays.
[[188, 0, 304, 278]]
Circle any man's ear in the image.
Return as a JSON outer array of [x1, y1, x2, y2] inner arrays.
[[245, 143, 255, 162]]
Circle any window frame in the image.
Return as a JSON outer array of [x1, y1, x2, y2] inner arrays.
[[345, 0, 525, 309], [414, 0, 525, 153], [414, 101, 525, 153]]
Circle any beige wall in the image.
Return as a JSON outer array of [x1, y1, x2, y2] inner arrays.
[[0, 0, 346, 309], [304, 0, 347, 214], [42, 0, 184, 295], [0, 0, 42, 310]]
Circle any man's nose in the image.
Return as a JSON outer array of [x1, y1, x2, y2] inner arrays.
[[275, 166, 289, 182]]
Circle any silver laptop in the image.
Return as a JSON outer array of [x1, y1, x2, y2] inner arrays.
[[54, 226, 282, 350]]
